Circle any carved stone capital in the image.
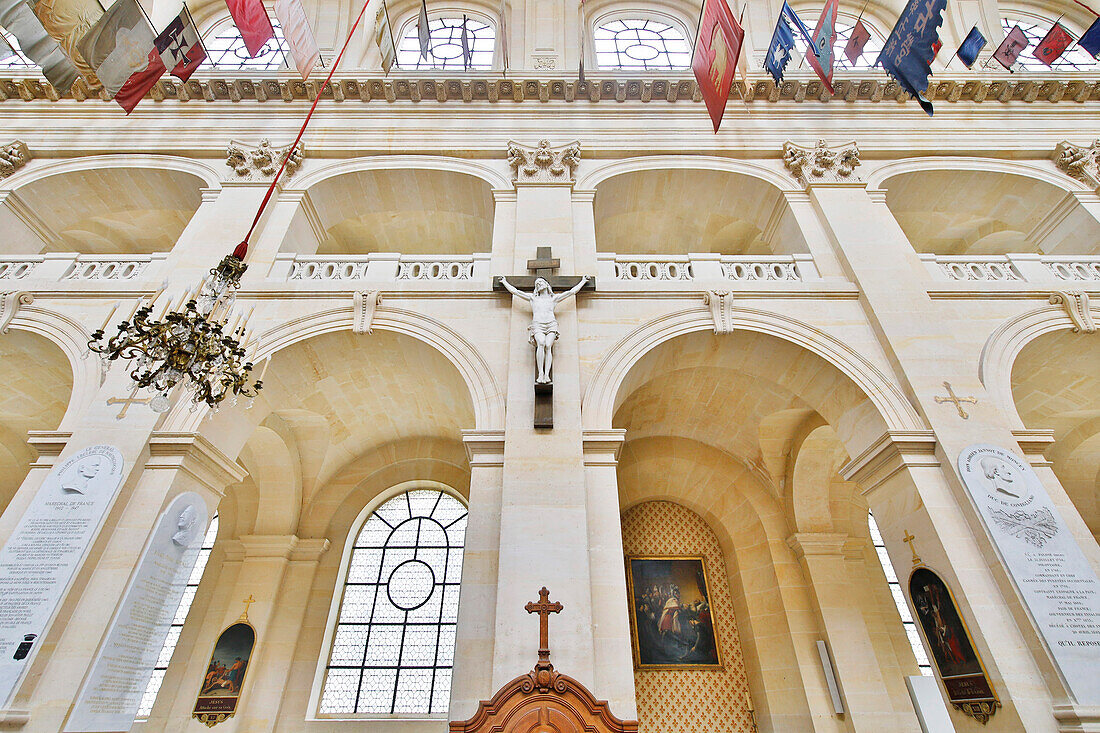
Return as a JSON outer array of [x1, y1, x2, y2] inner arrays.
[[353, 290, 382, 334], [508, 139, 580, 184], [0, 141, 30, 179], [1052, 140, 1100, 191], [704, 290, 735, 334], [225, 138, 303, 182], [1049, 291, 1096, 333], [783, 140, 862, 187], [0, 291, 33, 333]]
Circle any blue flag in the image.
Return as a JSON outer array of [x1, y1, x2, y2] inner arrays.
[[956, 25, 986, 67], [780, 1, 815, 48], [877, 0, 947, 116], [1080, 17, 1100, 58], [765, 10, 796, 83]]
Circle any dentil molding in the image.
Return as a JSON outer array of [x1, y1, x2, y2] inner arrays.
[[507, 139, 580, 184], [1052, 140, 1100, 191], [225, 138, 304, 182], [0, 140, 29, 179], [783, 140, 862, 187]]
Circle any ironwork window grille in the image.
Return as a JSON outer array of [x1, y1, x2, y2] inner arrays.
[[136, 513, 220, 719], [869, 512, 933, 676], [791, 15, 884, 71], [395, 16, 495, 70], [999, 17, 1096, 71], [593, 18, 691, 70], [0, 30, 36, 68], [319, 489, 467, 715], [201, 17, 291, 71]]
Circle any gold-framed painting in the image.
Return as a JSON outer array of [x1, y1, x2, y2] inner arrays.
[[625, 556, 722, 669], [192, 621, 256, 727]]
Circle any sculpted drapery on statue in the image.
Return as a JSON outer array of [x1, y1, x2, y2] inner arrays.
[[499, 275, 589, 386]]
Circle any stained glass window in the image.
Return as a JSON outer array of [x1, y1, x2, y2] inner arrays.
[[201, 17, 291, 71], [0, 30, 36, 69], [395, 16, 495, 70], [136, 514, 220, 719], [999, 17, 1096, 72], [869, 512, 932, 676], [319, 489, 467, 716], [593, 18, 691, 70], [791, 15, 884, 71]]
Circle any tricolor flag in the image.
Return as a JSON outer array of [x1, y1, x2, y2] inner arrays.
[[77, 0, 157, 96], [805, 0, 838, 94], [374, 2, 395, 72], [876, 0, 946, 115], [956, 25, 986, 68], [460, 13, 470, 69], [154, 9, 204, 81], [114, 46, 164, 112], [691, 0, 743, 132], [0, 0, 79, 90], [417, 0, 429, 59], [274, 0, 319, 78], [1032, 22, 1073, 66], [1080, 17, 1100, 57], [224, 0, 274, 58], [993, 24, 1028, 69], [844, 19, 871, 65]]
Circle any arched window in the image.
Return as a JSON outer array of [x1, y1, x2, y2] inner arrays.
[[791, 12, 885, 71], [999, 16, 1096, 71], [201, 16, 292, 71], [395, 15, 495, 70], [0, 30, 37, 69], [868, 512, 932, 676], [137, 513, 220, 718], [592, 17, 691, 70], [319, 489, 467, 715]]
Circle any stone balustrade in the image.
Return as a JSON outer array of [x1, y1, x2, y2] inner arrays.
[[0, 257, 41, 279], [0, 254, 165, 282], [598, 253, 819, 284], [920, 254, 1100, 284], [1043, 258, 1100, 281], [276, 253, 491, 282]]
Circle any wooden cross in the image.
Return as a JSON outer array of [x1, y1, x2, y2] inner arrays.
[[902, 530, 921, 566], [239, 594, 256, 622], [494, 246, 594, 429], [106, 387, 151, 419], [525, 586, 563, 663], [934, 381, 977, 419]]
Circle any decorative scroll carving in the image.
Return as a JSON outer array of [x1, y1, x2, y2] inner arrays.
[[0, 141, 30, 179], [783, 140, 862, 187], [508, 139, 580, 184], [353, 290, 382, 334], [0, 291, 33, 333], [1049, 291, 1095, 333], [1052, 140, 1100, 191], [225, 139, 303, 181], [704, 291, 735, 334]]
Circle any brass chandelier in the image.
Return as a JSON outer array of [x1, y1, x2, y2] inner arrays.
[[88, 253, 264, 413]]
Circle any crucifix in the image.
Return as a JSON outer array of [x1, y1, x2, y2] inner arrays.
[[902, 530, 922, 566], [525, 586, 563, 664], [107, 387, 152, 419], [495, 246, 594, 429], [239, 594, 256, 622], [934, 381, 978, 419]]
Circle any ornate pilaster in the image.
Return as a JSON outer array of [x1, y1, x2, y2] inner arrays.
[[224, 138, 304, 182], [782, 140, 862, 188], [1052, 140, 1100, 191], [0, 141, 30, 180], [508, 139, 580, 185]]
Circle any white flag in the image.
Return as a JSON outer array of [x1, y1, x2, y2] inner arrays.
[[374, 4, 395, 72], [274, 0, 318, 79], [0, 0, 79, 91]]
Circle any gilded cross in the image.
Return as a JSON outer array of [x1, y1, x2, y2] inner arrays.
[[107, 388, 151, 419], [934, 381, 977, 419], [240, 594, 256, 622], [902, 530, 921, 566], [525, 587, 563, 663]]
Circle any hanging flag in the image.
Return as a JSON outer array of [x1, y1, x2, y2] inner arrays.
[[691, 0, 743, 132], [805, 0, 838, 93], [1032, 22, 1073, 66], [460, 13, 470, 69], [764, 6, 796, 84], [77, 0, 157, 95], [29, 0, 102, 79], [578, 0, 585, 81], [992, 24, 1028, 69], [154, 8, 204, 81], [498, 0, 507, 71], [224, 0, 274, 58], [955, 25, 986, 67], [113, 46, 164, 112], [374, 1, 395, 72], [1079, 17, 1100, 57], [0, 30, 14, 61], [877, 0, 947, 115], [844, 19, 871, 65], [274, 0, 318, 78], [0, 0, 79, 90], [417, 0, 429, 59]]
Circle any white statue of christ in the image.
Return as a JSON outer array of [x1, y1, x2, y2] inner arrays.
[[499, 275, 589, 385]]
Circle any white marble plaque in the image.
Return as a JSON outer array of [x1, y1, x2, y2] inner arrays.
[[66, 492, 208, 732], [958, 444, 1100, 704], [0, 445, 126, 708]]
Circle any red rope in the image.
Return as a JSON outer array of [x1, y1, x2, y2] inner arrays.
[[233, 0, 375, 260], [1070, 0, 1099, 15]]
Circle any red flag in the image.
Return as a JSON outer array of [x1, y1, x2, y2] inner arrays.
[[1032, 22, 1073, 66], [805, 0, 838, 93], [843, 19, 870, 65], [691, 0, 743, 133], [224, 0, 274, 57], [114, 47, 165, 113], [993, 24, 1028, 69], [154, 10, 205, 81]]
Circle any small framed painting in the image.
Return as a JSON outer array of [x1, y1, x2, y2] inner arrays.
[[626, 556, 722, 669], [192, 622, 256, 727]]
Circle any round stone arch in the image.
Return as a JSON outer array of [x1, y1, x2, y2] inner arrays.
[[0, 153, 222, 193], [582, 306, 923, 434], [288, 155, 511, 194], [576, 154, 795, 193], [864, 155, 1089, 195]]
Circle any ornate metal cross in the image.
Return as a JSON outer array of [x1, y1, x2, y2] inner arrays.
[[240, 594, 256, 622], [902, 530, 921, 566], [525, 586, 563, 663], [934, 381, 978, 419]]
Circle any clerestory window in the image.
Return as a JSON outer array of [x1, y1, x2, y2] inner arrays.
[[999, 17, 1096, 71], [201, 17, 292, 71], [790, 14, 884, 71], [395, 15, 495, 70], [869, 512, 933, 676], [593, 17, 691, 70]]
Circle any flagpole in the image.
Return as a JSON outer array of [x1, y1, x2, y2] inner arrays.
[[381, 0, 398, 73], [688, 0, 706, 70]]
